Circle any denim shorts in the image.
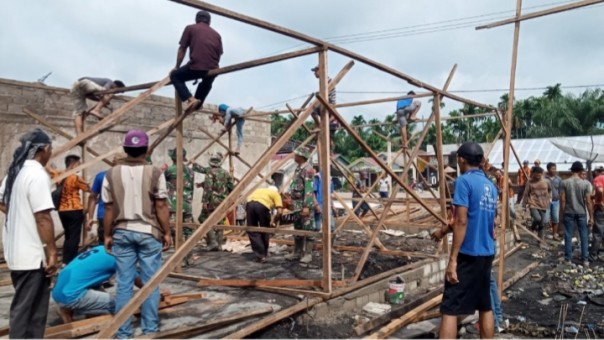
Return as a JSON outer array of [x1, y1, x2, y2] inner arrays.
[[544, 200, 560, 224]]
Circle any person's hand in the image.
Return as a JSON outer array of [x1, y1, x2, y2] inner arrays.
[[104, 235, 113, 255], [431, 229, 445, 242], [160, 288, 171, 298], [45, 252, 58, 277], [314, 204, 321, 214], [588, 219, 594, 230], [86, 218, 94, 231], [301, 207, 310, 217], [445, 260, 459, 284], [162, 234, 172, 251]]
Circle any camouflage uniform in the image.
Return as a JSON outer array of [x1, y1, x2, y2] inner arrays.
[[165, 149, 196, 240], [198, 153, 234, 250], [285, 147, 317, 263]]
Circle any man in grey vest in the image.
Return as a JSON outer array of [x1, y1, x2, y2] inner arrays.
[[102, 130, 171, 338]]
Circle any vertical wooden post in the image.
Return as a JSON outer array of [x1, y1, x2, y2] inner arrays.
[[433, 95, 449, 253], [318, 50, 332, 293], [500, 0, 523, 297], [175, 93, 184, 272]]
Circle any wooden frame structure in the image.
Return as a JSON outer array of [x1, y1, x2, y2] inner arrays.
[[21, 0, 594, 337]]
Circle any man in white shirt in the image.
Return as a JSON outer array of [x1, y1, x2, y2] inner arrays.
[[0, 128, 57, 339], [102, 130, 171, 338], [378, 174, 391, 201]]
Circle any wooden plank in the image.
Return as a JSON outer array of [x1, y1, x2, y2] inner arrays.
[[213, 225, 321, 237], [51, 118, 175, 184], [502, 260, 539, 290], [95, 61, 354, 339], [44, 315, 113, 338], [23, 108, 114, 166], [138, 306, 274, 339], [332, 192, 387, 250], [169, 0, 494, 111], [516, 224, 549, 247], [318, 95, 448, 226], [50, 77, 171, 161], [476, 0, 604, 30], [365, 294, 443, 339], [317, 50, 332, 293], [433, 94, 448, 255], [98, 47, 321, 95], [198, 279, 323, 288], [175, 93, 184, 273]]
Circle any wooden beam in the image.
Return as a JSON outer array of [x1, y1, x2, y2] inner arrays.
[[189, 129, 227, 163], [198, 279, 326, 288], [95, 61, 354, 339], [175, 92, 184, 272], [51, 118, 176, 184], [502, 260, 539, 290], [212, 224, 321, 237], [50, 77, 170, 161], [139, 307, 274, 339], [44, 315, 113, 339], [169, 0, 494, 111], [332, 192, 387, 250], [318, 95, 448, 225], [499, 0, 522, 300], [433, 95, 448, 254], [365, 294, 443, 339], [476, 0, 604, 30], [23, 108, 114, 166], [97, 47, 321, 95]]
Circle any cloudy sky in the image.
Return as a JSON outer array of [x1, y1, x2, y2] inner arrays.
[[1, 0, 603, 123]]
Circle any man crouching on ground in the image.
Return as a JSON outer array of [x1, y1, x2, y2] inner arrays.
[[439, 142, 498, 339]]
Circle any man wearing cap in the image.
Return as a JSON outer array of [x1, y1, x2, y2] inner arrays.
[[165, 148, 197, 242], [102, 130, 172, 338], [591, 166, 604, 262], [285, 147, 319, 263], [0, 128, 57, 338], [213, 104, 247, 154], [197, 152, 234, 251], [545, 163, 562, 240], [516, 160, 531, 205], [70, 77, 125, 135], [560, 161, 593, 266], [171, 10, 223, 113], [246, 186, 284, 262], [395, 91, 421, 148], [439, 142, 498, 339]]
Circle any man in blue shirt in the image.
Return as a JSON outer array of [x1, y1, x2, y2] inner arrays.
[[313, 169, 335, 232], [439, 142, 498, 339], [214, 104, 247, 154], [395, 91, 421, 148], [52, 246, 117, 323], [87, 170, 107, 245]]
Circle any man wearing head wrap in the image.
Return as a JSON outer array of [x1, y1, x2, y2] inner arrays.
[[285, 147, 319, 264], [197, 152, 234, 251], [246, 186, 284, 262], [170, 10, 223, 113], [560, 161, 593, 266], [214, 104, 247, 154], [0, 128, 57, 338], [438, 142, 498, 339]]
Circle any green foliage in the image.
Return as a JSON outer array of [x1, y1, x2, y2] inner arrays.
[[270, 86, 604, 162]]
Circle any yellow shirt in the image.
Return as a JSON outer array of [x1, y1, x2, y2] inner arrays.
[[247, 188, 282, 210]]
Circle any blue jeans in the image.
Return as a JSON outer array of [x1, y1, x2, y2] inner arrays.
[[113, 230, 162, 338], [314, 212, 335, 232], [489, 273, 503, 329], [59, 289, 114, 316], [564, 213, 589, 262], [226, 118, 245, 148]]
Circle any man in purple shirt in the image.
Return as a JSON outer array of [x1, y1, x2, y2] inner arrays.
[[170, 10, 223, 113]]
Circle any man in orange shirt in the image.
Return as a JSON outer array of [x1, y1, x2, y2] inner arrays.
[[58, 155, 90, 265], [516, 160, 531, 205]]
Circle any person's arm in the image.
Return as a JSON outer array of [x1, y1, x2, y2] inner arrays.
[[35, 209, 58, 276], [585, 189, 594, 228], [0, 203, 6, 214], [154, 199, 171, 250], [559, 189, 566, 225], [86, 192, 99, 230], [522, 182, 530, 207], [104, 203, 114, 254], [446, 206, 468, 284], [271, 207, 283, 227], [175, 46, 186, 69]]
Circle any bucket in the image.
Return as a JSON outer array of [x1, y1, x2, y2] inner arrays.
[[386, 277, 405, 304]]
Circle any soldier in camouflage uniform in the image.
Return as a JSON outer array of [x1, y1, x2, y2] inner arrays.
[[165, 148, 196, 240], [285, 147, 318, 263], [197, 152, 234, 251]]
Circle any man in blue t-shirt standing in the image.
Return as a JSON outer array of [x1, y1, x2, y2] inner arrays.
[[87, 170, 107, 245], [439, 142, 498, 339]]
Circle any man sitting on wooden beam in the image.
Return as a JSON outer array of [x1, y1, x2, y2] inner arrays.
[[70, 77, 125, 135], [395, 91, 421, 148], [171, 10, 223, 113]]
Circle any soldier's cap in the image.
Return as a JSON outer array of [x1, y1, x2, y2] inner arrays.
[[168, 148, 187, 160], [209, 152, 223, 166], [294, 147, 310, 159]]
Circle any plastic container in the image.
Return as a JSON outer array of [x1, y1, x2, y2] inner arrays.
[[386, 277, 405, 304]]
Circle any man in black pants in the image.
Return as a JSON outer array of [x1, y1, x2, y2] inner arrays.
[[57, 155, 90, 265], [0, 128, 58, 338], [246, 186, 283, 262], [171, 10, 223, 113]]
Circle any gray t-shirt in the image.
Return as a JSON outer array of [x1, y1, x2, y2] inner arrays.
[[560, 177, 591, 214], [79, 77, 113, 89]]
